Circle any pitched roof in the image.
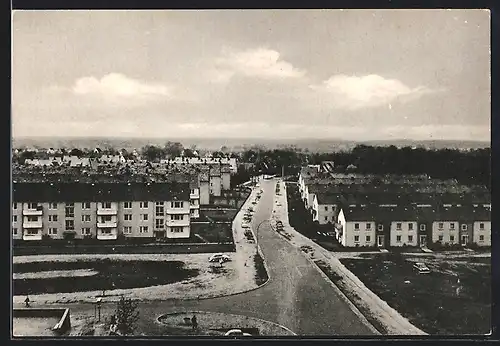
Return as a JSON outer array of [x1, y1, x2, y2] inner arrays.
[[315, 192, 343, 205], [12, 182, 190, 202]]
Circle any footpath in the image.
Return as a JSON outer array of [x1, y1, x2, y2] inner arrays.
[[271, 179, 427, 336]]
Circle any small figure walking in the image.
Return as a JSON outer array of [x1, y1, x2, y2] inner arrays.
[[24, 296, 30, 308], [191, 314, 198, 330]]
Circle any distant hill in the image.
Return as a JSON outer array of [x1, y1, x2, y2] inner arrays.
[[12, 136, 490, 153]]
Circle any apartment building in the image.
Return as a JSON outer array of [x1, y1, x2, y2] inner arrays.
[[336, 207, 377, 247], [12, 182, 191, 241], [311, 193, 341, 225]]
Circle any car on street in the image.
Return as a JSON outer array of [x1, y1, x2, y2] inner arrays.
[[209, 254, 231, 263], [413, 262, 430, 274], [224, 329, 252, 337]]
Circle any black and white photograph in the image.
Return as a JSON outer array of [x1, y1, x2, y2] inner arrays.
[[11, 9, 491, 337]]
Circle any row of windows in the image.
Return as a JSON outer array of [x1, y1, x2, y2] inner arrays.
[[13, 201, 187, 210], [353, 222, 486, 231], [13, 225, 187, 236], [13, 213, 188, 223]]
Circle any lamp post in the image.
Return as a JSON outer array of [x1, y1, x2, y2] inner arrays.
[[96, 297, 102, 322]]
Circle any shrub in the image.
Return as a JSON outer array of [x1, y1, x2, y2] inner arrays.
[[114, 296, 140, 335]]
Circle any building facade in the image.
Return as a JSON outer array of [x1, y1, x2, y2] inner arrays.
[[12, 182, 191, 241]]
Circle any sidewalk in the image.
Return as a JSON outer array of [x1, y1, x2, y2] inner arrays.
[[271, 180, 427, 336]]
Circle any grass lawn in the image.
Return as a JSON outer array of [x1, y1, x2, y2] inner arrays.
[[13, 260, 198, 296], [199, 208, 239, 222], [340, 253, 491, 335], [191, 222, 234, 243], [253, 253, 268, 286]]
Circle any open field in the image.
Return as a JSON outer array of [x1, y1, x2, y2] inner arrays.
[[13, 317, 61, 337], [340, 253, 491, 335], [13, 260, 198, 295], [191, 222, 234, 243]]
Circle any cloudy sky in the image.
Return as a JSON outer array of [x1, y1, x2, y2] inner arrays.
[[12, 10, 490, 141]]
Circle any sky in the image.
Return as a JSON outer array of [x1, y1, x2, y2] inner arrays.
[[12, 10, 491, 141]]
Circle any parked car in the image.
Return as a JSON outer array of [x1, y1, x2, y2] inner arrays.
[[224, 329, 252, 337], [413, 262, 430, 274], [209, 254, 231, 263]]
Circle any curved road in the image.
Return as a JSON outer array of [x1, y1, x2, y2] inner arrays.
[[30, 179, 375, 336]]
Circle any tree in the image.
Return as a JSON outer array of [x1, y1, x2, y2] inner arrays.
[[141, 145, 164, 162], [69, 148, 84, 157], [164, 141, 184, 158], [114, 296, 140, 335], [183, 148, 196, 157]]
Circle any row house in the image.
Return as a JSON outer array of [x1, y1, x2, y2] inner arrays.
[[164, 157, 238, 173], [335, 204, 491, 248], [12, 182, 191, 241], [311, 193, 341, 225], [298, 165, 321, 196]]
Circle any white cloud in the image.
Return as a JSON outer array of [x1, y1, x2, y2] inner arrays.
[[310, 74, 441, 110], [71, 73, 172, 99], [212, 48, 306, 82]]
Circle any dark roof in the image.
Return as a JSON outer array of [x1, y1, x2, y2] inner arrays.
[[417, 206, 491, 222], [315, 192, 343, 205], [342, 206, 418, 222], [12, 182, 190, 202]]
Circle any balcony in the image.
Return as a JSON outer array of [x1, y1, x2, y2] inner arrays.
[[23, 220, 43, 228], [166, 206, 190, 214], [190, 191, 200, 198], [23, 232, 42, 241], [97, 221, 118, 228], [23, 206, 43, 216], [97, 208, 118, 216], [190, 203, 200, 209], [166, 218, 190, 227], [97, 229, 118, 240]]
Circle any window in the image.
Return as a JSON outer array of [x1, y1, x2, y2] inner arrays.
[[27, 216, 38, 222], [396, 223, 402, 230], [366, 223, 371, 229], [26, 229, 39, 235], [49, 215, 58, 222], [171, 214, 183, 220], [65, 220, 75, 230], [438, 235, 443, 241], [461, 224, 467, 231], [123, 226, 132, 234], [324, 206, 328, 211], [140, 226, 149, 233], [12, 203, 17, 210], [124, 214, 132, 221], [124, 202, 132, 209], [396, 235, 402, 243], [408, 223, 414, 231], [49, 202, 57, 210], [140, 202, 148, 209], [420, 224, 426, 231], [101, 202, 112, 209], [82, 215, 91, 222], [171, 201, 183, 208], [12, 215, 17, 222], [377, 224, 383, 231], [155, 205, 164, 217], [28, 202, 38, 209], [354, 223, 359, 230], [354, 235, 360, 242], [190, 199, 197, 206], [82, 228, 91, 235], [101, 215, 112, 222], [12, 227, 17, 235], [171, 227, 183, 233], [65, 204, 74, 217], [438, 222, 444, 229], [155, 219, 164, 228], [82, 202, 91, 209], [49, 228, 58, 235], [479, 235, 484, 242], [155, 202, 164, 206], [141, 214, 149, 221], [101, 229, 112, 234], [324, 216, 328, 221], [408, 235, 413, 243], [479, 223, 485, 230], [450, 223, 455, 230], [366, 235, 371, 242], [190, 189, 195, 194], [450, 235, 455, 242]]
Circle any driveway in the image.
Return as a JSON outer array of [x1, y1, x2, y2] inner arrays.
[[18, 179, 375, 336]]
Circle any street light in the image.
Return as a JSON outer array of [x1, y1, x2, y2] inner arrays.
[[95, 297, 102, 322]]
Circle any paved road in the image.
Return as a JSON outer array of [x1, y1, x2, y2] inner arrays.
[[24, 179, 375, 336]]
